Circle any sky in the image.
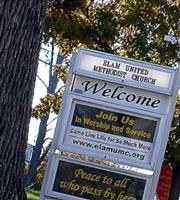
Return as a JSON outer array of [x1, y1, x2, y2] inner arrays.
[[28, 43, 60, 145]]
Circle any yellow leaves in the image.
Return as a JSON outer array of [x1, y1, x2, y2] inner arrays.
[[54, 64, 67, 83], [173, 95, 180, 118], [32, 88, 64, 118], [73, 9, 89, 23], [167, 0, 180, 6]]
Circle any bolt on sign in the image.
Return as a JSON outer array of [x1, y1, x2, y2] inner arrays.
[[40, 48, 180, 200]]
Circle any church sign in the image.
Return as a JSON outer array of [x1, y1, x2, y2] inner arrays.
[[40, 48, 180, 200], [74, 50, 175, 93]]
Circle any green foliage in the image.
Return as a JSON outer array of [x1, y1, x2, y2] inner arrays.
[[36, 167, 45, 187], [45, 0, 179, 64], [116, 0, 179, 65], [26, 189, 39, 200], [32, 88, 64, 118], [44, 0, 120, 53], [54, 64, 68, 83], [165, 95, 180, 167]]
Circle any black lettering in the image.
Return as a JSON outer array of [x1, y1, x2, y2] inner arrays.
[[126, 94, 136, 102], [115, 62, 121, 69], [81, 81, 160, 108], [111, 86, 124, 99], [102, 89, 112, 97], [103, 60, 109, 67], [135, 96, 152, 106], [93, 65, 99, 72], [82, 81, 107, 94], [105, 68, 113, 74], [151, 99, 161, 107]]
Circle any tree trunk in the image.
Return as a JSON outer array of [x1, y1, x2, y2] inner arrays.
[[0, 1, 47, 199], [168, 165, 180, 200], [25, 115, 49, 187], [38, 141, 52, 168]]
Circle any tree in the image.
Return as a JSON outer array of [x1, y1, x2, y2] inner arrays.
[[0, 1, 47, 199], [165, 95, 180, 200], [45, 0, 179, 64], [25, 40, 64, 187]]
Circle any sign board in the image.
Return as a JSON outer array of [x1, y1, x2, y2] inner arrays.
[[74, 49, 175, 94], [53, 160, 146, 200], [43, 156, 152, 200], [40, 48, 180, 200], [62, 100, 160, 166], [72, 75, 170, 114]]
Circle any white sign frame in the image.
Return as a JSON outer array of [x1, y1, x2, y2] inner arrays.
[[40, 48, 180, 200], [53, 94, 166, 169]]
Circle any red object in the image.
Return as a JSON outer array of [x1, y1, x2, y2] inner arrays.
[[156, 166, 172, 200]]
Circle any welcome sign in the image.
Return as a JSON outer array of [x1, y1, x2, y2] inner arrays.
[[72, 75, 170, 114], [40, 48, 180, 200]]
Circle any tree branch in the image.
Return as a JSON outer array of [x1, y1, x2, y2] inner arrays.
[[38, 58, 50, 65], [49, 40, 55, 81], [46, 128, 54, 132], [37, 74, 48, 89], [47, 116, 58, 126], [43, 137, 53, 143], [56, 85, 65, 93]]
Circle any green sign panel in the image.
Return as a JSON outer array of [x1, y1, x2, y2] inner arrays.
[[53, 160, 146, 200]]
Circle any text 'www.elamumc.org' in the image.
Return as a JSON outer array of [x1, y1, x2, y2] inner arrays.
[[72, 139, 145, 161]]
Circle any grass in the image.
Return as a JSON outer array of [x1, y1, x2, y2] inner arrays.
[[26, 189, 40, 200], [26, 187, 61, 200]]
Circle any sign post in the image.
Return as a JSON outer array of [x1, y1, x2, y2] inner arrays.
[[40, 48, 180, 200]]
